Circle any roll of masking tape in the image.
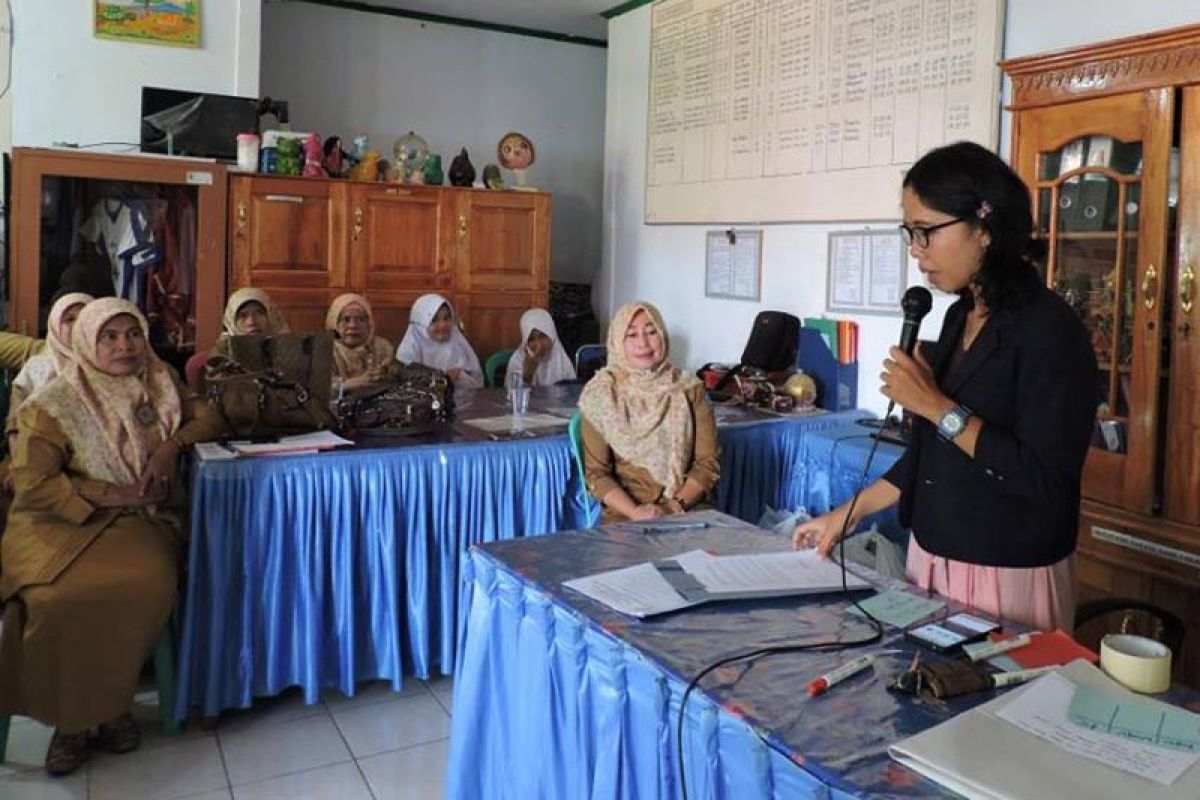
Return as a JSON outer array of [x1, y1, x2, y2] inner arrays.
[[1100, 634, 1172, 694]]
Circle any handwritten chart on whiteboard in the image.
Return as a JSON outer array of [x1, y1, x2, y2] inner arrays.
[[645, 0, 1004, 224]]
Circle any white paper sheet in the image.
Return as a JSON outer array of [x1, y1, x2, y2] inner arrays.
[[562, 562, 691, 618], [671, 549, 869, 595], [194, 442, 237, 461], [463, 413, 568, 432], [889, 661, 1200, 800], [231, 431, 353, 456], [993, 672, 1199, 786]]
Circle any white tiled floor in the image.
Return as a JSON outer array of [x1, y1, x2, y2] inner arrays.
[[0, 677, 454, 800]]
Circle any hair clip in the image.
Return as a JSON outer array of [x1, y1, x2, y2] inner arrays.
[[976, 200, 993, 220]]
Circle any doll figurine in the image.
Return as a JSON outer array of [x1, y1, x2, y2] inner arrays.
[[303, 134, 323, 178], [323, 136, 346, 177]]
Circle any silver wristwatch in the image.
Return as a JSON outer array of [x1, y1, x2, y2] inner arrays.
[[937, 404, 972, 441]]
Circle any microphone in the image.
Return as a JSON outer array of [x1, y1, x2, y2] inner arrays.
[[898, 286, 933, 357]]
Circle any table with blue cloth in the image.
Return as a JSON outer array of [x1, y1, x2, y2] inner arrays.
[[446, 510, 986, 799], [799, 421, 906, 543], [173, 387, 873, 721], [446, 510, 1199, 799]]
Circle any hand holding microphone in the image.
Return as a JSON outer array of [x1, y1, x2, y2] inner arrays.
[[880, 287, 949, 421]]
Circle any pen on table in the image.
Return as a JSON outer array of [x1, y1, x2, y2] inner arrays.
[[808, 654, 874, 697], [989, 665, 1056, 688], [637, 521, 709, 533], [964, 632, 1032, 662]]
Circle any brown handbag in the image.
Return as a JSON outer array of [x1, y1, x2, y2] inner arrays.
[[204, 333, 338, 437]]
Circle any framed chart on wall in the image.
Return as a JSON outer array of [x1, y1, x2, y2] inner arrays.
[[645, 0, 1005, 224]]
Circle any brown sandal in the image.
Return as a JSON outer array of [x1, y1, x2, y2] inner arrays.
[[44, 729, 90, 776], [96, 712, 141, 754]]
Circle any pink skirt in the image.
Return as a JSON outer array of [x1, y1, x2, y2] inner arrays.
[[905, 535, 1077, 632]]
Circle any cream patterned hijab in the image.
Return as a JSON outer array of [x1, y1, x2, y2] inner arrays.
[[325, 293, 393, 378], [30, 299, 182, 485], [579, 301, 700, 496], [221, 287, 290, 338], [11, 292, 94, 399]]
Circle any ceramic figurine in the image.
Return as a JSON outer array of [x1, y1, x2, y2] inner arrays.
[[423, 153, 444, 185], [275, 137, 303, 176], [448, 148, 476, 187], [323, 136, 347, 177], [376, 158, 390, 183], [497, 131, 536, 189], [482, 163, 503, 190], [392, 131, 430, 182], [349, 149, 380, 182], [302, 134, 323, 178], [351, 134, 370, 162]]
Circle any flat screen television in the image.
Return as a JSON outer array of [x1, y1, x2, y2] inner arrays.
[[140, 86, 259, 160]]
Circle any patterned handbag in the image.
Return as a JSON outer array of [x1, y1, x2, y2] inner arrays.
[[335, 362, 454, 435]]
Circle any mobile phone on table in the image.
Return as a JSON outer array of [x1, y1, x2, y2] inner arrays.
[[905, 613, 1001, 654]]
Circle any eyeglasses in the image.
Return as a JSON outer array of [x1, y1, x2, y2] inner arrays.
[[899, 218, 968, 248]]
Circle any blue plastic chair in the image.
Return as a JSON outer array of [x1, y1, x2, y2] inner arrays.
[[573, 344, 607, 383], [567, 412, 599, 526]]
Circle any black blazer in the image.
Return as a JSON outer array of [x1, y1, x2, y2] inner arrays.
[[883, 284, 1097, 568]]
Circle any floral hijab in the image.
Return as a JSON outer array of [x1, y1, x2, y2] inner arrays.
[[325, 292, 393, 378], [221, 287, 290, 338], [579, 301, 700, 495], [10, 292, 94, 405], [30, 298, 181, 484]]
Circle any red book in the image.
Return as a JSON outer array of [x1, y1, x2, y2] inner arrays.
[[988, 629, 1098, 669]]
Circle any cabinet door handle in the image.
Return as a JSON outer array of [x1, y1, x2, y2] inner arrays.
[[1180, 263, 1196, 315], [236, 202, 248, 233], [457, 215, 468, 240], [352, 207, 364, 242], [264, 194, 305, 204], [1142, 263, 1158, 310]]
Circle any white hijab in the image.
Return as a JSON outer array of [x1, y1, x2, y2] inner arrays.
[[395, 293, 483, 389], [506, 308, 575, 386]]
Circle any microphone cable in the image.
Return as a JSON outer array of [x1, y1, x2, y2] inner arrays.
[[677, 406, 896, 800]]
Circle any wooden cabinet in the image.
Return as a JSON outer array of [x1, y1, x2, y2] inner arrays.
[[348, 183, 455, 294], [228, 174, 549, 355], [1003, 24, 1200, 686], [7, 147, 228, 368]]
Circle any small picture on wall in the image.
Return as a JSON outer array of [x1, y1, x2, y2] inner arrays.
[[95, 1, 201, 48]]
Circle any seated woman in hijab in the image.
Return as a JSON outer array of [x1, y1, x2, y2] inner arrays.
[[506, 308, 576, 386], [0, 299, 225, 776], [211, 288, 290, 356], [326, 293, 393, 391], [6, 292, 93, 457], [395, 293, 483, 389], [579, 301, 720, 522], [187, 288, 291, 390]]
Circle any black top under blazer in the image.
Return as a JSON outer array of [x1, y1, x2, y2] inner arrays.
[[883, 283, 1097, 568]]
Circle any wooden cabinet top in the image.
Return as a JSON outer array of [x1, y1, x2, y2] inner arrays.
[[230, 170, 551, 199], [13, 146, 229, 182], [1000, 23, 1200, 110]]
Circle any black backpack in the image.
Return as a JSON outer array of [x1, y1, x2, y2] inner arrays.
[[740, 311, 800, 371], [697, 311, 800, 394]]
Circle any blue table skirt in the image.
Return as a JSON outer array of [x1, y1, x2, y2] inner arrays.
[[446, 518, 967, 800], [799, 424, 905, 543], [174, 409, 868, 720]]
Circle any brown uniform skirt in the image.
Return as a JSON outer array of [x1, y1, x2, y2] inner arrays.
[[0, 515, 180, 732]]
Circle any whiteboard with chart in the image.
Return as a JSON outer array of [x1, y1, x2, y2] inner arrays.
[[645, 0, 1005, 224]]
